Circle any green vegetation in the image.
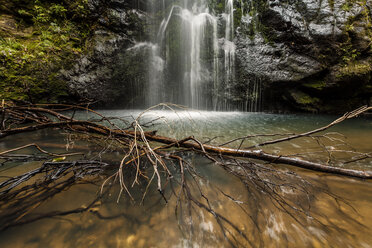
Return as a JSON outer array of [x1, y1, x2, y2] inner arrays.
[[336, 61, 371, 78], [340, 0, 371, 62], [237, 0, 275, 43], [327, 0, 335, 10], [208, 0, 225, 14], [341, 2, 352, 12], [0, 0, 91, 102], [340, 38, 360, 64], [292, 92, 320, 105], [303, 80, 327, 90], [208, 0, 247, 28], [289, 90, 321, 112]]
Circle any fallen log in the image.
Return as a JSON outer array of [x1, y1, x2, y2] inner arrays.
[[1, 103, 371, 244], [140, 133, 372, 179], [1, 103, 371, 179]]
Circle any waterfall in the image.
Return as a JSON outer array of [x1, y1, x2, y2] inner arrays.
[[129, 0, 259, 111], [189, 12, 218, 109], [225, 0, 234, 41], [243, 77, 262, 112], [149, 0, 220, 110], [148, 44, 165, 107], [222, 0, 235, 111]]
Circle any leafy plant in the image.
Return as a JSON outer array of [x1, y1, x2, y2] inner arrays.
[[0, 0, 92, 103]]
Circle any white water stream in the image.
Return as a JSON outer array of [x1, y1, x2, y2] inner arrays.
[[127, 0, 262, 111], [145, 0, 236, 110]]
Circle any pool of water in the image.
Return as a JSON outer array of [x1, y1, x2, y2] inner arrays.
[[0, 110, 371, 247]]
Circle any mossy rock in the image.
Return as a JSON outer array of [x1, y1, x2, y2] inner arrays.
[[335, 61, 371, 78], [302, 80, 327, 90], [288, 90, 321, 112], [0, 0, 93, 103]]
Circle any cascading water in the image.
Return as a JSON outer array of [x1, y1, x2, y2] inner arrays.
[[128, 0, 261, 111], [148, 44, 165, 106], [247, 77, 262, 112], [222, 0, 235, 111], [151, 0, 220, 110]]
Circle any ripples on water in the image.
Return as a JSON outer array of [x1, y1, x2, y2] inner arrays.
[[0, 110, 371, 247]]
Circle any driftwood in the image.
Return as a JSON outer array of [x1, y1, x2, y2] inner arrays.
[[1, 104, 371, 179], [0, 102, 371, 247], [136, 133, 372, 179]]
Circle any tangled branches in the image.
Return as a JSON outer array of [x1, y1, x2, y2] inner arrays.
[[0, 102, 371, 247], [0, 160, 108, 231]]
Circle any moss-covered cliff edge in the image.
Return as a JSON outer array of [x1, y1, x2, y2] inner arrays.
[[0, 0, 145, 105], [0, 0, 94, 103]]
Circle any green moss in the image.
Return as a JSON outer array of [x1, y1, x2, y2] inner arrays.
[[328, 0, 335, 11], [303, 80, 327, 90], [234, 4, 243, 28], [0, 0, 91, 103], [290, 91, 320, 105], [341, 0, 372, 59], [336, 61, 371, 78], [341, 2, 352, 12], [208, 0, 225, 14], [240, 0, 276, 43]]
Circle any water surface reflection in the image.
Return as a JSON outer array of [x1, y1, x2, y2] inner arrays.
[[0, 111, 371, 247]]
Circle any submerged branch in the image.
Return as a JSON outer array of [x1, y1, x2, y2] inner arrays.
[[0, 143, 83, 157], [1, 103, 371, 179], [246, 106, 372, 149], [0, 102, 371, 246]]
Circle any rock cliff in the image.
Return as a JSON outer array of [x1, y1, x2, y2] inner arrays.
[[235, 0, 371, 112], [2, 0, 369, 112], [70, 0, 371, 112]]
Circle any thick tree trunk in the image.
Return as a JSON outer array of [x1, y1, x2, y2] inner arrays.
[[141, 132, 372, 179]]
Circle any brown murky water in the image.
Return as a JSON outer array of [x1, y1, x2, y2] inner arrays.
[[0, 111, 371, 247]]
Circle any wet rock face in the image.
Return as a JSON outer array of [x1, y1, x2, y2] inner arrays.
[[235, 0, 372, 113], [62, 31, 130, 104], [235, 34, 323, 83], [65, 0, 371, 112], [64, 0, 147, 106]]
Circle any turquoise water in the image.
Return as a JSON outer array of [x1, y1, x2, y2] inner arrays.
[[81, 110, 372, 168], [0, 110, 371, 247]]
